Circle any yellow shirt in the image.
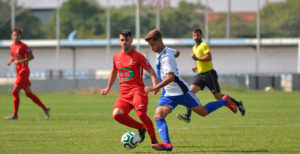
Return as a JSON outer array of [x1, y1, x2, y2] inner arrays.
[[192, 41, 213, 73]]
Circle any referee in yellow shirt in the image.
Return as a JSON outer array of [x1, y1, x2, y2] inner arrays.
[[177, 28, 245, 122]]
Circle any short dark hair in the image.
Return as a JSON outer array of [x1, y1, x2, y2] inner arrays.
[[145, 29, 162, 41], [193, 28, 202, 35], [120, 29, 131, 37], [12, 28, 22, 35]]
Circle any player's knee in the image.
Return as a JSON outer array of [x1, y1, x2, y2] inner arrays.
[[113, 114, 124, 121], [112, 108, 125, 116], [25, 92, 32, 97], [12, 89, 18, 96], [154, 112, 163, 120], [136, 110, 147, 119]]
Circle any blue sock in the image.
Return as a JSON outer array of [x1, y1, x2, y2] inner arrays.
[[204, 99, 227, 114], [156, 119, 171, 144]]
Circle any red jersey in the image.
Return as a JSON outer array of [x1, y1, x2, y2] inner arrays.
[[10, 41, 32, 75], [113, 49, 152, 96]]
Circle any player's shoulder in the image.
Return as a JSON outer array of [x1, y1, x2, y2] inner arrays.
[[200, 41, 209, 47], [19, 41, 28, 47], [131, 49, 143, 56], [112, 51, 122, 61], [164, 47, 177, 57], [113, 50, 122, 57], [132, 49, 146, 59]]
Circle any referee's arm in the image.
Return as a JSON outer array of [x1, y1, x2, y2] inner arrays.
[[191, 52, 212, 61]]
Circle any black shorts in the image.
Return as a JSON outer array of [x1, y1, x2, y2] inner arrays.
[[192, 69, 220, 94]]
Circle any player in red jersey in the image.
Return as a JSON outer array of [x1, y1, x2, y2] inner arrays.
[[5, 28, 50, 120], [100, 29, 159, 145]]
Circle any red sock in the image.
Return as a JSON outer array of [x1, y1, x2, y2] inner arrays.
[[12, 89, 20, 116], [25, 92, 46, 110], [136, 110, 158, 143], [113, 114, 144, 129]]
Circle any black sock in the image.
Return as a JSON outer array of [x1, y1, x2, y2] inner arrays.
[[186, 108, 192, 118], [226, 94, 240, 105]]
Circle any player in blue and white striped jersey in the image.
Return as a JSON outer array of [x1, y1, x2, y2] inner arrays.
[[144, 29, 238, 151]]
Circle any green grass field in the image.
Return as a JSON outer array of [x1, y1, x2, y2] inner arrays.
[[0, 88, 300, 153]]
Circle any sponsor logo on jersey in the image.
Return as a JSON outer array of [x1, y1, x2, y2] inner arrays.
[[145, 60, 150, 65], [27, 48, 32, 52]]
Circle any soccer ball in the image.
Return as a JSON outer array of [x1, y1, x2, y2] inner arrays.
[[121, 132, 140, 149]]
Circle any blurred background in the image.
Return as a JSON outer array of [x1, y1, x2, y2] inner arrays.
[[0, 0, 299, 92]]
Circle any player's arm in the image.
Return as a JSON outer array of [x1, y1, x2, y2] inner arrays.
[[15, 54, 34, 65], [191, 52, 212, 61], [145, 72, 175, 93], [174, 50, 180, 58], [7, 56, 14, 66], [145, 67, 159, 94], [100, 68, 118, 96]]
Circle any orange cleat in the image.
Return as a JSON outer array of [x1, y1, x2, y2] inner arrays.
[[222, 95, 237, 113], [152, 142, 173, 151]]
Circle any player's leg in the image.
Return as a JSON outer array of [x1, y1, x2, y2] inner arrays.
[[24, 86, 46, 110], [177, 73, 205, 122], [112, 97, 144, 129], [213, 92, 223, 100], [218, 93, 245, 116], [24, 85, 50, 119], [152, 105, 173, 151], [5, 88, 21, 120], [133, 95, 158, 144], [209, 70, 245, 115], [186, 85, 202, 116], [179, 91, 235, 117]]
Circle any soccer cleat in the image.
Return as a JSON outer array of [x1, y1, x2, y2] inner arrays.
[[44, 107, 50, 120], [5, 115, 18, 120], [176, 114, 191, 123], [152, 142, 173, 151], [236, 100, 245, 116], [138, 128, 146, 143], [222, 95, 237, 113]]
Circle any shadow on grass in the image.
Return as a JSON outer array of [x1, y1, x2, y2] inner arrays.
[[172, 149, 269, 153], [172, 145, 268, 153], [176, 145, 225, 148], [221, 149, 269, 153], [124, 149, 269, 153]]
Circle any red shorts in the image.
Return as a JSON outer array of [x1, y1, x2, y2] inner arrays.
[[14, 75, 31, 90], [113, 94, 148, 114]]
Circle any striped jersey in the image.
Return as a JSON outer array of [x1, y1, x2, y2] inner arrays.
[[156, 46, 190, 96]]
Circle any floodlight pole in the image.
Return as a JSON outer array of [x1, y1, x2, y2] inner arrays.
[[106, 0, 111, 67], [11, 0, 15, 29], [226, 0, 231, 38], [56, 0, 60, 70], [256, 0, 261, 74], [298, 43, 300, 73], [155, 0, 160, 30], [205, 0, 209, 41], [136, 0, 140, 52]]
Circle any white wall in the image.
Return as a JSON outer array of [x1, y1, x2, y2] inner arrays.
[[0, 45, 298, 76]]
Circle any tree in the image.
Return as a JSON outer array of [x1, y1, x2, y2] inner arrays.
[[0, 0, 44, 39], [160, 1, 206, 38], [44, 0, 105, 39], [260, 0, 300, 37]]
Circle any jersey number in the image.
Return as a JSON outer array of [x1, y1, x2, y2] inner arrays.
[[119, 67, 133, 81]]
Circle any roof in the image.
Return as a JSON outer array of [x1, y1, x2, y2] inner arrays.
[[18, 0, 67, 9], [0, 38, 299, 48]]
